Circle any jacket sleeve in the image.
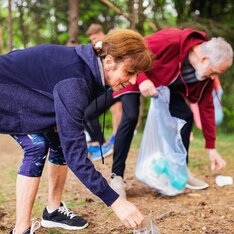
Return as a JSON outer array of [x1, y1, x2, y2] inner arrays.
[[137, 72, 150, 85], [198, 80, 216, 149], [53, 78, 119, 206]]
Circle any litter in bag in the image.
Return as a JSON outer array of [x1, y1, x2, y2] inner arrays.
[[213, 89, 224, 126], [136, 86, 188, 196]]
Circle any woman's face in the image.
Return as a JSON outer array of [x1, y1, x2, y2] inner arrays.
[[103, 55, 138, 91]]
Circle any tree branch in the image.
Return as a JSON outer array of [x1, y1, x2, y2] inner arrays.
[[100, 0, 130, 20]]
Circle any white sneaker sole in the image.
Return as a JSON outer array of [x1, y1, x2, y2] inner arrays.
[[185, 183, 209, 190], [91, 148, 113, 161], [41, 219, 88, 230]]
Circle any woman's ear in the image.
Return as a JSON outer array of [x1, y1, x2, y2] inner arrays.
[[103, 55, 114, 71]]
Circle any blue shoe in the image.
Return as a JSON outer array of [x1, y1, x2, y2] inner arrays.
[[108, 135, 115, 146], [91, 144, 113, 161], [87, 145, 99, 154]]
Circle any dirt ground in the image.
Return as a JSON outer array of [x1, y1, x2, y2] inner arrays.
[[0, 134, 233, 234]]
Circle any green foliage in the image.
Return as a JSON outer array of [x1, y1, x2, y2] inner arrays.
[[66, 199, 87, 207]]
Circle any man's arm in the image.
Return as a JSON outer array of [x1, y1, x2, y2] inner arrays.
[[139, 79, 157, 97], [198, 81, 226, 171]]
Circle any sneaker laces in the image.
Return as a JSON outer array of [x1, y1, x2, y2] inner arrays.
[[12, 220, 40, 234], [30, 219, 41, 234], [58, 203, 76, 219], [111, 173, 125, 185]]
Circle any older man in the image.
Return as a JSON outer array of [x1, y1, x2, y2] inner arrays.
[[111, 28, 233, 197]]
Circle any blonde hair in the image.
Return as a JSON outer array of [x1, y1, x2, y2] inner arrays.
[[95, 29, 155, 74]]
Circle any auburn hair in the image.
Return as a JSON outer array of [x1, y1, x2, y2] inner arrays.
[[94, 29, 155, 73]]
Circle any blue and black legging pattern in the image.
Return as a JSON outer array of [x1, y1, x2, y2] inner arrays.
[[12, 129, 66, 177]]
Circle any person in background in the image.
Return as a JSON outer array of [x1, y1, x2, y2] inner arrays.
[[190, 76, 224, 134], [85, 23, 123, 160], [0, 29, 154, 234], [110, 28, 233, 197]]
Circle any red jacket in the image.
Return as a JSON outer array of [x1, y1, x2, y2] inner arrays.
[[114, 28, 216, 149]]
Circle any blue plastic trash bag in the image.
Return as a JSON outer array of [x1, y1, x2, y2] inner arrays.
[[136, 86, 188, 196], [213, 89, 224, 126]]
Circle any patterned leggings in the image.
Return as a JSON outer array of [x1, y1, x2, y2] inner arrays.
[[12, 128, 66, 177]]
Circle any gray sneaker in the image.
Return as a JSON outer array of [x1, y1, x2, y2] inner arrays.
[[185, 171, 209, 190], [109, 173, 126, 199]]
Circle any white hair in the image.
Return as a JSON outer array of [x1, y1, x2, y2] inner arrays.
[[200, 37, 233, 67]]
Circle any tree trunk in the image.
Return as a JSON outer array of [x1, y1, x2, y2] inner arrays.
[[136, 0, 146, 130], [136, 0, 145, 34], [67, 0, 80, 45], [17, 3, 28, 48], [0, 25, 6, 54], [129, 0, 136, 29], [8, 0, 13, 51]]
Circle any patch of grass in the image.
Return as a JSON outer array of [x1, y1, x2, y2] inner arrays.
[[46, 230, 64, 234], [189, 130, 234, 172], [93, 201, 105, 208], [66, 199, 86, 207], [188, 159, 205, 169], [33, 197, 46, 217], [104, 127, 144, 149], [0, 191, 6, 204], [6, 168, 18, 183], [105, 209, 113, 216], [95, 218, 105, 223], [132, 130, 143, 149]]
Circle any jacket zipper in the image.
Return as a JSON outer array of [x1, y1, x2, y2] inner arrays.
[[170, 62, 189, 97], [198, 80, 209, 102]]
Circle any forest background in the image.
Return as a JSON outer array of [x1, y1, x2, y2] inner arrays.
[[0, 0, 234, 132], [0, 1, 234, 234]]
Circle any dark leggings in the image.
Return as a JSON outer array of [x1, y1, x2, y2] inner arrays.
[[12, 128, 66, 177], [112, 93, 140, 177]]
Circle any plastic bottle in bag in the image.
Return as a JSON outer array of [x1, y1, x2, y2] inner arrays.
[[168, 170, 187, 190], [152, 158, 187, 190], [152, 158, 168, 174]]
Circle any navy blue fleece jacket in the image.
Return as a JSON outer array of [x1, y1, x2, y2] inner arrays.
[[0, 44, 119, 206]]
